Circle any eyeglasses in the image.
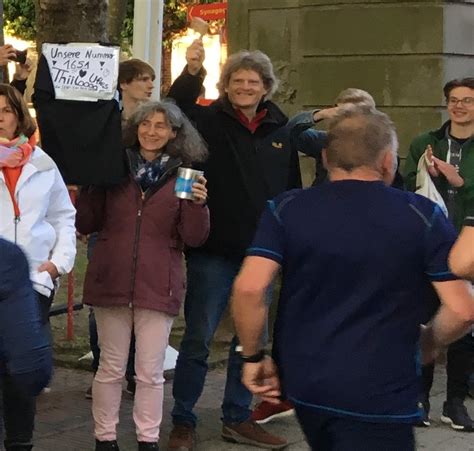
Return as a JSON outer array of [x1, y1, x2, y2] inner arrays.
[[447, 97, 474, 107]]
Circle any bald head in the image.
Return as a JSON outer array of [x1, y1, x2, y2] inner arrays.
[[325, 106, 398, 176]]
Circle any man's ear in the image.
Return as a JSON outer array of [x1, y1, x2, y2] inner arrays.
[[381, 149, 396, 186]]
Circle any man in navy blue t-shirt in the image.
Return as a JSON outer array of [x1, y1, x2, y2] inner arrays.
[[232, 107, 474, 450]]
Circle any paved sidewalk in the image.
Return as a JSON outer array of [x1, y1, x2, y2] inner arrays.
[[34, 365, 473, 451]]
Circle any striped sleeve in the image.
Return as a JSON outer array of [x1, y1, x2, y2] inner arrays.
[[246, 200, 285, 264]]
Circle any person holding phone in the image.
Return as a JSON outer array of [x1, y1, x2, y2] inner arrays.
[[0, 44, 17, 66]]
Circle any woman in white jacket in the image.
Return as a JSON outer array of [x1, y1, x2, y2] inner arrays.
[[0, 83, 76, 451]]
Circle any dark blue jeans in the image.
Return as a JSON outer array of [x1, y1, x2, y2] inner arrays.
[[294, 405, 415, 451], [171, 251, 252, 426]]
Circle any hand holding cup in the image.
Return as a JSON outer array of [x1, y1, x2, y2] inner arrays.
[[191, 175, 208, 205]]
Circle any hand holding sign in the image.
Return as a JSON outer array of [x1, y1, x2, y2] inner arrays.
[[43, 43, 120, 102]]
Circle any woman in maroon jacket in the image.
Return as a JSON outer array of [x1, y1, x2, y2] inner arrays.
[[76, 101, 209, 451]]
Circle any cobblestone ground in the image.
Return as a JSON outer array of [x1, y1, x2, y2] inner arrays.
[[34, 365, 473, 451]]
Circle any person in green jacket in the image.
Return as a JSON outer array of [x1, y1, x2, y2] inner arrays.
[[404, 78, 474, 230], [404, 77, 474, 432]]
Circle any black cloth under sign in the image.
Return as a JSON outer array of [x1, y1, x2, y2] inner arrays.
[[33, 54, 126, 186]]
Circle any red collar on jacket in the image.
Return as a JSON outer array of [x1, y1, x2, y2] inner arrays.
[[235, 108, 268, 134]]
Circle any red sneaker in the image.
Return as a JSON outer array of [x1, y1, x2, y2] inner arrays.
[[251, 400, 295, 424]]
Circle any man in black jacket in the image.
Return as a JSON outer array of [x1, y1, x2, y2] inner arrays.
[[0, 239, 52, 450], [167, 41, 312, 450]]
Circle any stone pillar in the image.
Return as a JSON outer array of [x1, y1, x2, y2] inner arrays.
[[297, 0, 474, 162]]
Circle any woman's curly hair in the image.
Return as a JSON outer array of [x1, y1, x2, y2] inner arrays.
[[123, 100, 208, 165]]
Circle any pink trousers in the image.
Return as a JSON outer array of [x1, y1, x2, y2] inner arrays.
[[93, 306, 173, 442]]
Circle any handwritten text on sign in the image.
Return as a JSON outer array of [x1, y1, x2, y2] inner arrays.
[[43, 43, 120, 102]]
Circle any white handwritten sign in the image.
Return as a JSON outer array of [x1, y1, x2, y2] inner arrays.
[[42, 43, 120, 102]]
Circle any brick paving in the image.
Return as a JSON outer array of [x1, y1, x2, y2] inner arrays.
[[34, 365, 473, 451]]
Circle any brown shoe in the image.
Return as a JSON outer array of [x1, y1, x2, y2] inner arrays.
[[222, 419, 288, 449], [168, 424, 196, 450]]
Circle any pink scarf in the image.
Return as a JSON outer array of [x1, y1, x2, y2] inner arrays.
[[0, 134, 36, 168]]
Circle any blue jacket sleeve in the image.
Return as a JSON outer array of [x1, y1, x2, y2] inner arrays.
[[295, 129, 328, 159], [0, 240, 52, 396], [286, 111, 328, 157]]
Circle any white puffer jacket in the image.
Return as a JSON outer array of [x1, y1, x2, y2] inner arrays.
[[0, 146, 76, 296]]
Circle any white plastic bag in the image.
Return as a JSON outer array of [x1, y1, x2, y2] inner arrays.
[[415, 151, 448, 217]]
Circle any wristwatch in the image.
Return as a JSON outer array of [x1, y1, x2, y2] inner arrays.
[[236, 346, 266, 363], [464, 216, 474, 227]]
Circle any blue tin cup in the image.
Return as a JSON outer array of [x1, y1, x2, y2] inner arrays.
[[175, 167, 204, 200]]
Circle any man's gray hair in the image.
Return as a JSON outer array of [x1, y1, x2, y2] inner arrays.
[[123, 100, 208, 164], [335, 88, 376, 108], [325, 105, 398, 172], [217, 50, 279, 99]]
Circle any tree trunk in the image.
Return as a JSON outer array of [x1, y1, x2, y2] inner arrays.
[[35, 0, 108, 53], [0, 1, 6, 83], [107, 0, 128, 46]]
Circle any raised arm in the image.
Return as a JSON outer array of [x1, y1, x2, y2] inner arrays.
[[167, 40, 206, 113]]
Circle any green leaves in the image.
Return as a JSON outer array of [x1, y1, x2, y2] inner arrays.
[[3, 0, 36, 41], [3, 0, 223, 49]]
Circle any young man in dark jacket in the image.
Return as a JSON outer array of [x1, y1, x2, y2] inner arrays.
[[166, 41, 311, 450], [404, 77, 474, 431], [0, 238, 52, 450]]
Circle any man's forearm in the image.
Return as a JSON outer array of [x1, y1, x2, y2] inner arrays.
[[449, 218, 474, 280], [232, 287, 268, 356], [431, 304, 474, 347]]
